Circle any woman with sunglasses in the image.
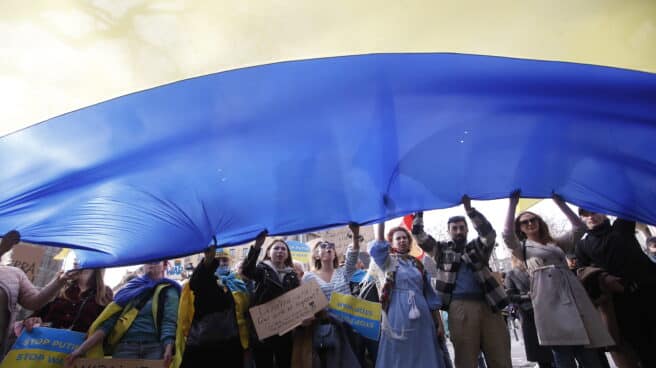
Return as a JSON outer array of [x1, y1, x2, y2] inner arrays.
[[504, 191, 613, 368], [242, 231, 300, 368], [296, 224, 362, 367], [303, 223, 360, 301]]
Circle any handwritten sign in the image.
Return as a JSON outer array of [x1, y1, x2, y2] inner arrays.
[[0, 327, 84, 368], [249, 280, 328, 340], [11, 244, 46, 282], [329, 293, 381, 340], [72, 358, 163, 368]]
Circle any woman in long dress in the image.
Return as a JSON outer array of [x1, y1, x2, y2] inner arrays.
[[369, 222, 445, 368]]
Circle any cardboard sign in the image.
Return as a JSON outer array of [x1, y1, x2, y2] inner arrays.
[[329, 292, 381, 340], [249, 280, 328, 340], [72, 358, 162, 368], [0, 327, 85, 368], [11, 244, 46, 282]]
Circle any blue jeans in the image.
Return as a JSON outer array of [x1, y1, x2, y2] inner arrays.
[[113, 341, 163, 360], [551, 346, 601, 368]]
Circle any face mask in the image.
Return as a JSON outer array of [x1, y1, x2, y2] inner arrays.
[[216, 265, 231, 276]]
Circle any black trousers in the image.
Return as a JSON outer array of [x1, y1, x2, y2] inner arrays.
[[181, 339, 244, 368], [252, 333, 293, 368]]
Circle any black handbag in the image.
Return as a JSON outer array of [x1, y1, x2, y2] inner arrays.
[[313, 322, 338, 351], [186, 307, 239, 347]]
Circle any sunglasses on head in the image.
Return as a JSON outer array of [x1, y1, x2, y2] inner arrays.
[[318, 242, 335, 249], [519, 217, 538, 226]]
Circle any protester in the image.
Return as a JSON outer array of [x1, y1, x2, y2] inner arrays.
[[368, 221, 445, 367], [21, 268, 113, 333], [66, 260, 180, 367], [304, 224, 360, 300], [178, 247, 246, 367], [414, 195, 511, 368], [299, 223, 361, 368], [504, 192, 613, 367], [576, 208, 656, 367], [0, 230, 79, 360], [409, 212, 453, 368], [505, 255, 554, 368], [242, 232, 300, 368]]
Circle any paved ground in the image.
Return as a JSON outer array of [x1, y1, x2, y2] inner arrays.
[[446, 323, 618, 368]]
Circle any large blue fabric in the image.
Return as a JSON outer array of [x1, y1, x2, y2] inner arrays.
[[0, 53, 654, 267]]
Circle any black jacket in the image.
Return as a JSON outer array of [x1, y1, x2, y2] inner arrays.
[[242, 246, 300, 306], [576, 219, 656, 287], [189, 258, 236, 319]]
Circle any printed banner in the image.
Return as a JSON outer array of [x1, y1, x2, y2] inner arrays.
[[287, 240, 311, 264], [0, 327, 84, 368], [249, 280, 328, 340], [165, 258, 184, 280], [329, 293, 381, 340], [11, 244, 46, 282], [72, 358, 162, 368]]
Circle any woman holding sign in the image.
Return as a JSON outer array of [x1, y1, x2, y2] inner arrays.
[[65, 260, 180, 367], [369, 222, 446, 368], [301, 224, 361, 368], [242, 231, 300, 368]]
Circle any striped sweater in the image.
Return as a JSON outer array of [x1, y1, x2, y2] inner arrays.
[[302, 247, 358, 301]]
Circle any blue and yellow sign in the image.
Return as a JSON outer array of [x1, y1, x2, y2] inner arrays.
[[329, 293, 381, 341], [1, 327, 85, 368], [287, 240, 311, 265]]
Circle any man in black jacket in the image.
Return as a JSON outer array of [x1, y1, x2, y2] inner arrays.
[[576, 209, 656, 367]]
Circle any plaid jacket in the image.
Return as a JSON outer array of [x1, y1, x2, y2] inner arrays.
[[419, 208, 508, 311]]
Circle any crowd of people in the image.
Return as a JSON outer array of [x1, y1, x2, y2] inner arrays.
[[0, 193, 655, 368]]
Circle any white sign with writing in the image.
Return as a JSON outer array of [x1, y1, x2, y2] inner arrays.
[[249, 280, 328, 340]]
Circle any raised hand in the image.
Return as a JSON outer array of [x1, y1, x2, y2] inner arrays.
[[510, 189, 521, 205], [461, 195, 472, 212], [254, 230, 268, 249]]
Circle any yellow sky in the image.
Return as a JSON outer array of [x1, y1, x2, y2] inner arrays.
[[1, 0, 655, 136]]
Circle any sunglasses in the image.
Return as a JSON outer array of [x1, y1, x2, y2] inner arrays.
[[318, 242, 335, 250], [519, 217, 538, 226]]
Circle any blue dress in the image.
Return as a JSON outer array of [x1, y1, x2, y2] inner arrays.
[[371, 240, 444, 367]]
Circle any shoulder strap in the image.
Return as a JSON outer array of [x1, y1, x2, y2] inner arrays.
[[152, 283, 169, 334]]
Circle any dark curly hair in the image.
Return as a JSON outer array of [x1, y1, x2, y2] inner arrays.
[[386, 226, 414, 250]]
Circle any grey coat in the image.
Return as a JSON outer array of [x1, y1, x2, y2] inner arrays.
[[503, 228, 614, 348]]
